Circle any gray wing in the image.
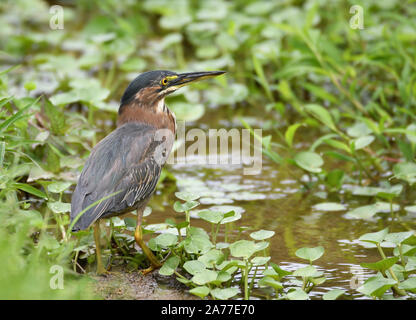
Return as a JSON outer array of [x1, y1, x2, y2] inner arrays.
[[70, 122, 172, 231]]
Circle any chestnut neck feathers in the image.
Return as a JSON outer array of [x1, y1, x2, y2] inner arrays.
[[117, 86, 176, 133]]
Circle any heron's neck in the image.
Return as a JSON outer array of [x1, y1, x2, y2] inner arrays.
[[117, 100, 176, 133]]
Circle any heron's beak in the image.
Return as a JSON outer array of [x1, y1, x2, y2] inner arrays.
[[161, 71, 226, 95]]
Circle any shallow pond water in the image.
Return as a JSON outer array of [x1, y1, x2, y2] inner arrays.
[[93, 106, 414, 300], [131, 107, 413, 300]]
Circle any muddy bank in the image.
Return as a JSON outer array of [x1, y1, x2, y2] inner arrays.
[[92, 267, 198, 300]]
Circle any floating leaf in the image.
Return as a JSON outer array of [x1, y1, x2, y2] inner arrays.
[[313, 202, 346, 212], [175, 192, 200, 202], [295, 246, 324, 263], [250, 229, 275, 240]]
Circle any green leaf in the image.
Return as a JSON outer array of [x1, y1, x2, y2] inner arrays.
[[258, 276, 283, 290], [324, 139, 351, 154], [44, 97, 66, 135], [47, 201, 71, 214], [198, 210, 223, 224], [0, 141, 5, 168], [361, 257, 399, 272], [347, 203, 399, 220], [183, 260, 207, 275], [189, 286, 210, 298], [191, 270, 218, 285], [325, 169, 344, 190], [305, 104, 336, 131], [285, 123, 303, 148], [393, 162, 416, 185], [251, 256, 271, 266], [169, 102, 205, 122], [184, 235, 213, 254], [12, 183, 48, 199], [302, 82, 338, 104], [347, 122, 372, 138], [313, 202, 346, 212], [384, 231, 414, 245], [0, 97, 39, 133], [353, 135, 375, 150], [154, 233, 178, 248], [159, 256, 180, 276], [229, 240, 257, 259], [198, 249, 224, 268], [270, 263, 292, 278], [295, 246, 324, 263], [249, 229, 275, 240], [398, 277, 416, 293], [293, 151, 324, 173], [287, 288, 309, 300], [357, 275, 396, 298], [173, 200, 199, 212], [293, 265, 322, 278], [322, 289, 346, 300], [210, 287, 240, 300], [358, 228, 389, 245], [47, 181, 72, 194], [175, 191, 200, 201]]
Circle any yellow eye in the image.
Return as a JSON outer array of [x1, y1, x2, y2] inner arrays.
[[161, 78, 168, 86]]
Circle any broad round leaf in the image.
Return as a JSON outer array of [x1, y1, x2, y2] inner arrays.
[[250, 229, 275, 240], [159, 256, 180, 276], [295, 246, 325, 263], [183, 260, 206, 275], [294, 151, 324, 173], [229, 240, 256, 259], [210, 287, 240, 300], [313, 202, 346, 212]]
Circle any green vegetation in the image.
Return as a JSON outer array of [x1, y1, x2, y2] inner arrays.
[[1, 0, 416, 299]]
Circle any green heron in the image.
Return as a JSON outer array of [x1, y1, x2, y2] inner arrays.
[[70, 70, 225, 275]]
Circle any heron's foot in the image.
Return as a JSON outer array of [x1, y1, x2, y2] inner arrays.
[[139, 263, 161, 276], [96, 264, 113, 276]]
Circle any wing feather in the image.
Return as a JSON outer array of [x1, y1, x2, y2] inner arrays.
[[70, 122, 170, 231]]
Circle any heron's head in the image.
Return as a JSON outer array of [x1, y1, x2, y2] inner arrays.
[[119, 70, 225, 114]]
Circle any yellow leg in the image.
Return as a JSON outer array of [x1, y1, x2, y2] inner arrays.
[[135, 209, 161, 274], [93, 222, 107, 275]]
